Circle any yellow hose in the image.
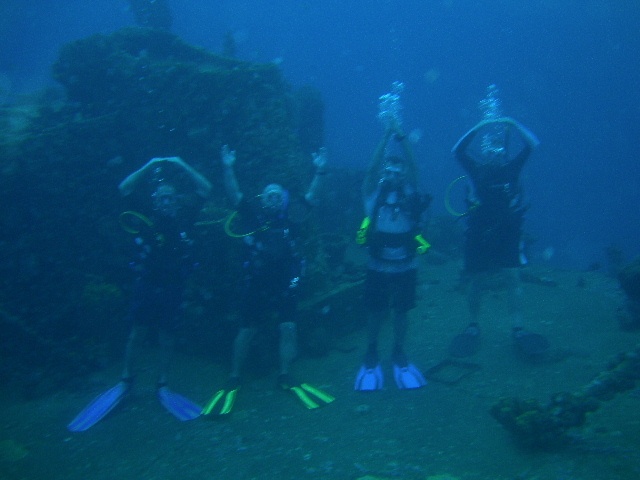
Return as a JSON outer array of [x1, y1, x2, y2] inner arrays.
[[444, 175, 469, 217]]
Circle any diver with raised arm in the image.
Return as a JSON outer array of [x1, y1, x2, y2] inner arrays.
[[68, 156, 211, 431], [355, 82, 431, 391], [202, 145, 335, 415], [449, 85, 549, 360]]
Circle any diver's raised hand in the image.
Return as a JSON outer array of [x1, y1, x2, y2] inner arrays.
[[484, 117, 540, 148], [221, 145, 236, 167], [311, 147, 328, 173]]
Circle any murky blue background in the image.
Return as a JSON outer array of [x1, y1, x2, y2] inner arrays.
[[2, 0, 638, 268]]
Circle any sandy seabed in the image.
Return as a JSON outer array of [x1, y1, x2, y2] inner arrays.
[[1, 260, 639, 480]]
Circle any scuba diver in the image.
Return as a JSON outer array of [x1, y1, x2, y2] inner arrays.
[[354, 120, 431, 391], [202, 144, 334, 416], [448, 113, 549, 360], [68, 156, 211, 431]]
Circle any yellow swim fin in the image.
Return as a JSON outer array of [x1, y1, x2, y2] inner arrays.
[[279, 374, 335, 410], [202, 380, 240, 416], [300, 383, 335, 404], [290, 386, 320, 409]]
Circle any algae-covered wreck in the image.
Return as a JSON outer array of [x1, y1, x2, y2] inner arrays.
[[0, 27, 361, 397]]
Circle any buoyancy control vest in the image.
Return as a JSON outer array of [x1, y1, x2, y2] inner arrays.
[[362, 183, 431, 261]]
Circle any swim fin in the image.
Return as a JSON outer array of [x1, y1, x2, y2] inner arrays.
[[449, 323, 481, 358], [354, 364, 384, 391], [67, 379, 129, 432], [202, 378, 239, 417], [513, 328, 549, 360], [157, 385, 202, 421], [278, 374, 335, 409], [393, 363, 427, 390]]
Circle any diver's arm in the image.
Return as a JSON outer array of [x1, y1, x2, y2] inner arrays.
[[483, 117, 540, 171], [396, 127, 418, 189], [118, 157, 163, 196], [452, 119, 496, 173], [166, 157, 212, 197], [220, 145, 243, 207], [501, 117, 539, 169], [364, 127, 394, 196], [118, 156, 212, 197], [304, 147, 328, 207], [504, 118, 539, 149]]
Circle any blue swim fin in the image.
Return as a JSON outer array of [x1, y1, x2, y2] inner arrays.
[[67, 380, 129, 432], [157, 385, 202, 421], [393, 363, 427, 390], [354, 364, 384, 391]]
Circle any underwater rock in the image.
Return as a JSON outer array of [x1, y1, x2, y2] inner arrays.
[[1, 26, 333, 397], [617, 257, 640, 329], [618, 300, 640, 331], [618, 257, 640, 303], [492, 343, 640, 449], [51, 27, 309, 197], [293, 85, 325, 156], [490, 393, 599, 450]]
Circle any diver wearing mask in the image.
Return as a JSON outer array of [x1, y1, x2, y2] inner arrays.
[[67, 157, 211, 432], [449, 113, 549, 360], [354, 121, 431, 392], [202, 144, 334, 417], [117, 156, 211, 397]]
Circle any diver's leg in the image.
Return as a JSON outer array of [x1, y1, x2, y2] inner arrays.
[[505, 268, 524, 330], [157, 328, 175, 385], [391, 309, 409, 365], [391, 268, 416, 364], [392, 309, 409, 347], [230, 327, 257, 379], [153, 283, 184, 385], [468, 273, 483, 325], [365, 308, 386, 366], [121, 280, 147, 380], [448, 271, 482, 357], [122, 325, 139, 380], [506, 267, 549, 356], [278, 322, 298, 376], [363, 269, 389, 366]]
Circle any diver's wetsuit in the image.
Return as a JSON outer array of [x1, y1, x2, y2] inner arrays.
[[363, 182, 424, 313], [455, 130, 531, 274], [234, 197, 305, 328], [126, 212, 195, 333]]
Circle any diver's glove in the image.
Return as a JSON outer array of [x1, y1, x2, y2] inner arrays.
[[221, 144, 236, 167]]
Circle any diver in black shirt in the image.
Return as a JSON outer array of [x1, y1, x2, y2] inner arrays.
[[67, 157, 211, 431], [449, 116, 549, 360], [202, 145, 335, 415]]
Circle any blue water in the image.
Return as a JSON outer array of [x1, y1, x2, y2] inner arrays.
[[2, 0, 639, 268]]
